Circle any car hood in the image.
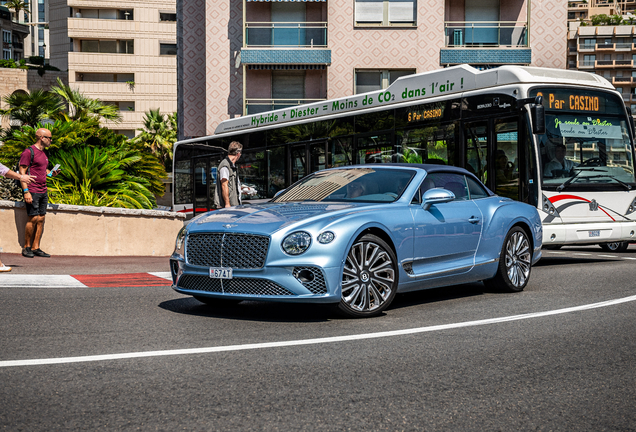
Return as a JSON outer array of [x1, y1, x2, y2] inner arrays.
[[187, 202, 367, 235]]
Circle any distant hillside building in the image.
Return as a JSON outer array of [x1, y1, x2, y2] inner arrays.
[[48, 0, 177, 137]]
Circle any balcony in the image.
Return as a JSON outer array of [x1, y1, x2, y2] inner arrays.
[[245, 98, 326, 115], [444, 21, 528, 47], [594, 59, 634, 68], [246, 22, 327, 47], [612, 76, 634, 85]]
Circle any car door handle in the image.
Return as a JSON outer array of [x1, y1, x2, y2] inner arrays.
[[468, 216, 480, 224]]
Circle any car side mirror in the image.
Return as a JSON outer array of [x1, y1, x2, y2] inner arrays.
[[422, 188, 455, 210]]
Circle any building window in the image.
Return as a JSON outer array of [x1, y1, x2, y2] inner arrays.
[[160, 12, 177, 22], [159, 43, 177, 55], [355, 0, 416, 26], [75, 9, 133, 20], [2, 30, 11, 44], [355, 69, 415, 94], [76, 72, 134, 83], [3, 49, 11, 60], [104, 101, 135, 111], [80, 40, 134, 54]]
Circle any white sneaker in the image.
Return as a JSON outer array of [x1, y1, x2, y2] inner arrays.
[[0, 265, 11, 272]]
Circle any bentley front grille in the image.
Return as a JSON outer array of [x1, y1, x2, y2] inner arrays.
[[177, 274, 294, 296], [186, 233, 270, 269]]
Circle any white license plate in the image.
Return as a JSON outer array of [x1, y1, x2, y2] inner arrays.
[[589, 230, 601, 237], [209, 267, 233, 279]]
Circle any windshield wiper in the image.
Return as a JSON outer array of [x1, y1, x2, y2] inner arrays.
[[556, 170, 582, 192], [561, 174, 633, 191]]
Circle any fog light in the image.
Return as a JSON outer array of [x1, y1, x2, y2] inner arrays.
[[295, 269, 314, 283]]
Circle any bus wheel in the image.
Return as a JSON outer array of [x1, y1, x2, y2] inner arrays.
[[338, 234, 398, 318], [600, 242, 629, 253], [485, 227, 532, 293]]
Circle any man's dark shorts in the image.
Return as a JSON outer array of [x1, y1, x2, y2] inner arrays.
[[25, 192, 48, 216]]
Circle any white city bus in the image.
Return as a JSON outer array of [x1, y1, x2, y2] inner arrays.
[[173, 65, 636, 251]]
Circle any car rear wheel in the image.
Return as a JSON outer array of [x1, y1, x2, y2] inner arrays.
[[485, 226, 532, 293], [600, 241, 629, 252], [338, 234, 398, 318]]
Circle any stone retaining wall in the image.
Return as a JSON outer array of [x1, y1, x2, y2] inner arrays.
[[0, 200, 185, 256]]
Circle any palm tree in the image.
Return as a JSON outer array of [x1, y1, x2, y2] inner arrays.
[[131, 109, 177, 169], [50, 78, 122, 122], [0, 89, 64, 127], [3, 0, 29, 21], [48, 147, 157, 209]]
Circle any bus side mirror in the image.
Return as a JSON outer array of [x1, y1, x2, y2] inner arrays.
[[531, 103, 545, 135]]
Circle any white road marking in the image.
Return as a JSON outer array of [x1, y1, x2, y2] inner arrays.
[[573, 253, 592, 256], [149, 272, 172, 280], [2, 294, 636, 368], [598, 255, 618, 258], [0, 275, 87, 288]]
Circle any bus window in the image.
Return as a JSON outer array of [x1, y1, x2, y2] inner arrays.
[[396, 123, 457, 165], [356, 132, 393, 164], [291, 145, 306, 183], [465, 121, 488, 184], [494, 119, 520, 200], [267, 146, 286, 198], [310, 142, 327, 173], [329, 136, 353, 168]]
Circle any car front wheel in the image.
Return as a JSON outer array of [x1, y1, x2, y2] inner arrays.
[[485, 226, 532, 293], [338, 234, 398, 318]]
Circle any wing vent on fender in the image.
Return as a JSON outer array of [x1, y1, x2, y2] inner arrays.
[[402, 262, 414, 275]]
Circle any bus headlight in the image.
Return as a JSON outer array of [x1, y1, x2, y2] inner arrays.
[[282, 231, 312, 255], [627, 197, 636, 215]]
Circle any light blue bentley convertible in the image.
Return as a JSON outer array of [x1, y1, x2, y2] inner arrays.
[[170, 164, 542, 318]]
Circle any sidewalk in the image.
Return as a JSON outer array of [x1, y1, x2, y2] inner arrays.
[[0, 253, 172, 288]]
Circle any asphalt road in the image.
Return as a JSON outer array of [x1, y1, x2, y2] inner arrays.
[[1, 246, 635, 431]]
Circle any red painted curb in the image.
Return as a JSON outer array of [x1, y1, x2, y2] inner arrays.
[[72, 273, 171, 288]]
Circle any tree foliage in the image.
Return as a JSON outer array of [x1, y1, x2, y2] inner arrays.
[[131, 109, 177, 170]]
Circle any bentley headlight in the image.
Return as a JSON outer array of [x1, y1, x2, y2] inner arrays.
[[175, 226, 186, 255], [317, 231, 335, 244], [282, 231, 312, 255]]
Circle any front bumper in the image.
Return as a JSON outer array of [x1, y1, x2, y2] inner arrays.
[[542, 221, 636, 245], [170, 258, 342, 304]]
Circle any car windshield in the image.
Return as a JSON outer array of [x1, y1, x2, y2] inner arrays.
[[272, 168, 415, 203]]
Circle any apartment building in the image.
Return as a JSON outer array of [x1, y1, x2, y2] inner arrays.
[[0, 0, 48, 59], [178, 0, 567, 139], [0, 5, 28, 61], [567, 1, 636, 115], [48, 0, 177, 137]]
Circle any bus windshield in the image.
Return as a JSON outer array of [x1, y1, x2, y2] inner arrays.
[[531, 88, 636, 191]]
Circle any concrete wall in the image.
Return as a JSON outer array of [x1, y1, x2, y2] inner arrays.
[[0, 200, 185, 256]]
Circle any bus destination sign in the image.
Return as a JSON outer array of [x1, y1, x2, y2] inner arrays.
[[535, 90, 605, 113], [407, 105, 444, 123]]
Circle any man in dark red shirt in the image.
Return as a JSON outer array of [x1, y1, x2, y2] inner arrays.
[[19, 128, 60, 258]]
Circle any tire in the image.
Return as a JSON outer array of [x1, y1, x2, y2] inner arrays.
[[338, 234, 398, 318], [600, 241, 629, 253], [193, 296, 242, 306], [485, 226, 532, 293]]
